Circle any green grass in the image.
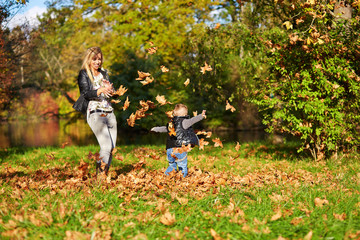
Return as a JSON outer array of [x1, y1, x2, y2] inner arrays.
[[0, 142, 359, 239]]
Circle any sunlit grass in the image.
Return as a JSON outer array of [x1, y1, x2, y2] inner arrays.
[[0, 142, 359, 239]]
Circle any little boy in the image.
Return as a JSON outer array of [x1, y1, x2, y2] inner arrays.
[[151, 104, 206, 177]]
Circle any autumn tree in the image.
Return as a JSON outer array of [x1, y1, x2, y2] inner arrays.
[[253, 0, 360, 160]]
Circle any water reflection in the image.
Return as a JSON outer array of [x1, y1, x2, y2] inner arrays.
[[0, 120, 267, 148]]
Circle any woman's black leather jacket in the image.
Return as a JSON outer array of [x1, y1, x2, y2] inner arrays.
[[72, 69, 109, 115]]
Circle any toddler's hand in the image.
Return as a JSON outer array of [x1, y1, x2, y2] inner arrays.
[[202, 110, 206, 119]]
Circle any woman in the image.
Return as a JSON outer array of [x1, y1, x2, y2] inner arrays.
[[73, 47, 117, 175]]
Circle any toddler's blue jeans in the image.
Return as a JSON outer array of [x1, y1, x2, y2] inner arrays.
[[165, 148, 188, 177]]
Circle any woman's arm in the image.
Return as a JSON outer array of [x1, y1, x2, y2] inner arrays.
[[78, 70, 98, 100]]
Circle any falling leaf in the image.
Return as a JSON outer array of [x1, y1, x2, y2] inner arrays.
[[235, 142, 241, 151], [226, 100, 236, 112], [113, 85, 128, 96], [127, 113, 136, 127], [184, 78, 190, 87], [112, 148, 117, 155], [140, 76, 154, 85], [165, 111, 173, 118], [123, 96, 130, 111], [314, 197, 329, 207], [196, 130, 212, 138], [270, 210, 282, 221], [210, 229, 223, 240], [200, 62, 212, 74], [160, 211, 176, 226], [61, 142, 69, 148], [212, 138, 223, 148], [214, 23, 221, 29], [136, 71, 151, 80], [160, 65, 169, 73], [193, 111, 198, 116], [111, 99, 121, 104], [199, 138, 209, 150], [148, 41, 154, 46], [156, 95, 168, 105]]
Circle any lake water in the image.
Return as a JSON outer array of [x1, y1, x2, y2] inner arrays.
[[0, 119, 267, 148]]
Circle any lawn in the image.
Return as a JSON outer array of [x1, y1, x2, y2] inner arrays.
[[0, 142, 359, 239]]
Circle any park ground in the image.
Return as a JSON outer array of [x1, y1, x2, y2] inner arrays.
[[0, 142, 360, 239]]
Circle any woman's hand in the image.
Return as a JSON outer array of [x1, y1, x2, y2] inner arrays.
[[97, 84, 113, 98]]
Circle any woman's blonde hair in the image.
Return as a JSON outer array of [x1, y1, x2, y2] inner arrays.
[[173, 104, 188, 116], [81, 47, 103, 83]]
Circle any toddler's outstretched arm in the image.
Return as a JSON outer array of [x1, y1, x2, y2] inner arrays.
[[151, 126, 167, 133], [182, 110, 206, 129]]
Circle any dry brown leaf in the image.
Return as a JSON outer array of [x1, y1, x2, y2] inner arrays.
[[226, 100, 236, 112], [160, 65, 169, 72], [314, 197, 329, 207], [136, 71, 151, 80], [140, 76, 154, 85], [160, 211, 176, 226], [333, 213, 346, 221], [233, 142, 241, 152], [304, 230, 313, 240], [165, 110, 173, 118], [270, 210, 282, 221], [176, 196, 189, 205], [193, 111, 198, 116], [127, 113, 136, 127], [147, 46, 158, 54], [212, 138, 223, 148], [199, 138, 209, 150], [214, 23, 221, 29], [210, 229, 223, 240], [113, 85, 128, 96], [200, 62, 212, 74], [111, 99, 121, 104], [184, 78, 190, 87], [156, 95, 168, 105], [290, 217, 303, 226], [196, 130, 212, 138], [123, 96, 130, 111]]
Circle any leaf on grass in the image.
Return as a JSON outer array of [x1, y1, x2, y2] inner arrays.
[[290, 217, 303, 226], [176, 196, 189, 205], [160, 65, 169, 73], [304, 230, 313, 240], [314, 197, 329, 207], [226, 100, 236, 112], [123, 96, 130, 111], [270, 210, 282, 221], [200, 62, 212, 74], [65, 231, 91, 240], [333, 213, 346, 221], [184, 78, 190, 87], [160, 211, 176, 226], [210, 229, 223, 240], [212, 138, 223, 148]]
